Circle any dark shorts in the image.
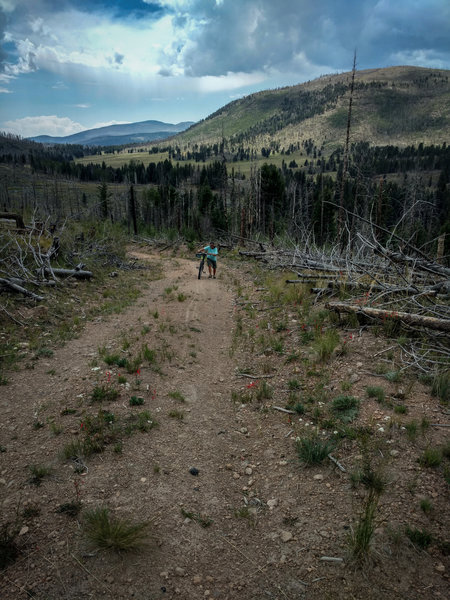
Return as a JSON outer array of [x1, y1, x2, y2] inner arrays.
[[207, 258, 217, 269]]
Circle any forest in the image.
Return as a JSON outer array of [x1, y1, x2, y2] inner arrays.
[[1, 133, 449, 261]]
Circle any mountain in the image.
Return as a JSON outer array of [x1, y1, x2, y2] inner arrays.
[[167, 66, 450, 151], [28, 120, 194, 146]]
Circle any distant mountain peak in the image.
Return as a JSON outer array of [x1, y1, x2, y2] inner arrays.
[[28, 119, 195, 146]]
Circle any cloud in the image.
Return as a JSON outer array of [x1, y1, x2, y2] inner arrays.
[[0, 0, 449, 124], [2, 115, 86, 137], [155, 0, 450, 77], [0, 85, 11, 92]]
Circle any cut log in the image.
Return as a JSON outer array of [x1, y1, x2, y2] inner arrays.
[[43, 267, 93, 279], [0, 278, 44, 301], [326, 301, 450, 332]]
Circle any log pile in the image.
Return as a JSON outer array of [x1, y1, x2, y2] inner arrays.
[[0, 218, 94, 306], [237, 231, 449, 373]]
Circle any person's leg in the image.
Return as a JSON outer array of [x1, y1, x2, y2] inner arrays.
[[213, 265, 216, 278]]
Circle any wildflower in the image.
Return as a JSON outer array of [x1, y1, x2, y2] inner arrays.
[[246, 381, 257, 389]]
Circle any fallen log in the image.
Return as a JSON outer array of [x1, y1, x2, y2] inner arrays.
[[286, 275, 333, 283], [0, 212, 25, 229], [0, 277, 44, 301], [316, 280, 438, 297], [43, 267, 93, 279], [377, 248, 450, 279], [326, 301, 450, 333], [9, 277, 56, 288]]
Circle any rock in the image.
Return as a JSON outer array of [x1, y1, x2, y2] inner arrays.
[[350, 373, 360, 384], [267, 498, 278, 510], [435, 563, 445, 573], [193, 575, 203, 585], [245, 467, 253, 475], [280, 531, 293, 543], [390, 450, 400, 457], [189, 467, 199, 476], [313, 474, 324, 481], [19, 526, 29, 536], [159, 571, 169, 579], [233, 472, 240, 479], [175, 567, 186, 577], [240, 427, 248, 434], [225, 463, 233, 470]]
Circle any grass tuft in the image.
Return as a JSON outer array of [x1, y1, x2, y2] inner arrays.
[[83, 507, 149, 552], [405, 526, 432, 549], [295, 434, 334, 466]]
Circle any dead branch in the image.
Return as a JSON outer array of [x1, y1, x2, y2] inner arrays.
[[326, 301, 450, 332], [0, 277, 44, 301], [42, 267, 93, 279]]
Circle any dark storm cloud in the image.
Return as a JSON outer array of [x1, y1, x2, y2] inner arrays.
[[164, 0, 450, 77]]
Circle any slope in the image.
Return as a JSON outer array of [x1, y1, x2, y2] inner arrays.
[[169, 66, 450, 151]]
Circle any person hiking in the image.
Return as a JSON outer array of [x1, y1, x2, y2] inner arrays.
[[199, 242, 218, 278]]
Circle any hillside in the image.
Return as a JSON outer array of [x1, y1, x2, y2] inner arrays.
[[167, 66, 450, 151], [28, 120, 194, 147]]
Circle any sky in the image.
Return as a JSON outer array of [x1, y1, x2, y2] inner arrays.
[[0, 0, 449, 138]]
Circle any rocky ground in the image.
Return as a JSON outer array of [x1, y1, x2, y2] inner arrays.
[[0, 247, 449, 600]]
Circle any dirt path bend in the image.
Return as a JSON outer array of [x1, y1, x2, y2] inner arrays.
[[0, 252, 293, 600]]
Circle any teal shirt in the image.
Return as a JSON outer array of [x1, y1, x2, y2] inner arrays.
[[204, 246, 218, 262]]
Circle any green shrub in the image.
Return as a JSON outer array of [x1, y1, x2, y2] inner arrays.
[[28, 464, 52, 486], [331, 395, 360, 423], [129, 396, 144, 406], [90, 385, 119, 403]]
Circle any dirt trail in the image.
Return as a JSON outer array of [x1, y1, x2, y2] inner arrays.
[[0, 252, 286, 599], [1, 250, 449, 600]]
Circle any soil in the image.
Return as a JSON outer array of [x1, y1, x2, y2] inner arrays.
[[0, 248, 449, 600]]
